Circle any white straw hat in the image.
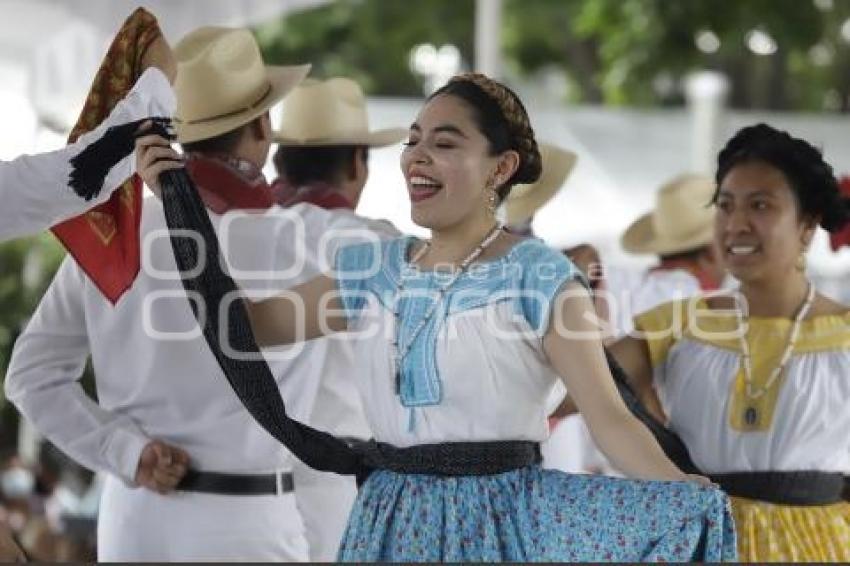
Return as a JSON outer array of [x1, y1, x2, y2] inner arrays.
[[173, 27, 310, 144], [502, 143, 577, 225], [621, 173, 717, 255], [274, 77, 406, 147]]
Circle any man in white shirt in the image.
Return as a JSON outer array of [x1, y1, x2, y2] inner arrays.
[[593, 173, 725, 338], [6, 27, 335, 561], [268, 77, 405, 561], [0, 39, 175, 243]]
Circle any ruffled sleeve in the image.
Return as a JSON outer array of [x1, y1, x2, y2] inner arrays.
[[334, 239, 384, 321], [516, 240, 587, 336], [632, 300, 688, 368]]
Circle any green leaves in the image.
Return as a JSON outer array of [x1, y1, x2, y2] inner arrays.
[[255, 0, 850, 111]]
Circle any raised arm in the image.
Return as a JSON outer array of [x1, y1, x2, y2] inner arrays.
[[543, 280, 702, 483], [246, 274, 348, 347], [0, 62, 175, 242]]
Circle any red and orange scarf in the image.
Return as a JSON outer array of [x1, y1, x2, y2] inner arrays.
[[51, 8, 161, 304]]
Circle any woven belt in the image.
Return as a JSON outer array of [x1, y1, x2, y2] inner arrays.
[[352, 440, 542, 477], [710, 471, 846, 506], [176, 470, 294, 496]]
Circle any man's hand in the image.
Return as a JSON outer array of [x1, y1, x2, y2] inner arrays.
[[141, 35, 177, 84], [135, 439, 190, 494], [0, 523, 26, 563], [135, 126, 183, 198]]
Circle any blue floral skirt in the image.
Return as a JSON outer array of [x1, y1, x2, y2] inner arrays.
[[338, 466, 737, 562]]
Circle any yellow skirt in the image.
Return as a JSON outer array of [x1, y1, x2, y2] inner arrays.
[[731, 496, 850, 561]]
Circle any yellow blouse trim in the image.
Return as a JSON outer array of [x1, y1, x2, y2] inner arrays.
[[634, 298, 850, 365], [634, 298, 850, 432]]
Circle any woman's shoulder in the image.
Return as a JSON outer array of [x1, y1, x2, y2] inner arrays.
[[336, 236, 408, 279], [501, 236, 571, 270], [811, 294, 850, 318]]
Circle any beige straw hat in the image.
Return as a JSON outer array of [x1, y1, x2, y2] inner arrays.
[[173, 27, 310, 144], [274, 77, 406, 146], [502, 143, 577, 225], [620, 173, 717, 255]]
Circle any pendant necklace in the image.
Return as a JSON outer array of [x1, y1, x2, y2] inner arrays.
[[391, 223, 503, 395], [734, 283, 815, 427]]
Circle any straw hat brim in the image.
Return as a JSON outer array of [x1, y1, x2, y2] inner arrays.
[[503, 145, 577, 225], [176, 64, 311, 144], [274, 127, 408, 147], [620, 213, 715, 255]]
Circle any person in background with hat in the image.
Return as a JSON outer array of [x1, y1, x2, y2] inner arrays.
[[610, 173, 726, 337], [502, 142, 576, 237], [561, 174, 725, 345], [0, 36, 175, 243], [5, 27, 320, 560], [268, 77, 405, 561]]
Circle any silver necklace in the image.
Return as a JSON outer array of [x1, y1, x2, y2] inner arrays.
[[392, 224, 503, 394], [734, 283, 815, 427]]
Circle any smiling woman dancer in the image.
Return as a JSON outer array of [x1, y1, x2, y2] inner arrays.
[[610, 123, 850, 562], [143, 73, 736, 561]]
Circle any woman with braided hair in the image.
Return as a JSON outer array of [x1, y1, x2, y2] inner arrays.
[[143, 72, 735, 561], [612, 123, 850, 561]]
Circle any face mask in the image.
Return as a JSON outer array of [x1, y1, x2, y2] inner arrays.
[[1, 467, 35, 499]]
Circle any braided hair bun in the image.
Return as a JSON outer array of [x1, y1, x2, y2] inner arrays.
[[716, 123, 850, 234], [430, 73, 542, 200]]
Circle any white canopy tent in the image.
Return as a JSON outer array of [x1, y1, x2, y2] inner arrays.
[[0, 0, 328, 154]]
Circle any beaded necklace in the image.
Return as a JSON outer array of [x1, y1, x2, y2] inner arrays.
[[734, 283, 815, 427], [392, 224, 503, 394]]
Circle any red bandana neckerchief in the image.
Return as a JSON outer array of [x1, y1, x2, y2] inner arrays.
[[830, 176, 850, 252], [270, 178, 355, 211], [185, 153, 276, 214], [50, 8, 162, 304]]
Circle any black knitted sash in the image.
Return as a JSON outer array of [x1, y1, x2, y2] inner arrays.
[[354, 440, 541, 476], [159, 168, 369, 479], [711, 471, 846, 506]]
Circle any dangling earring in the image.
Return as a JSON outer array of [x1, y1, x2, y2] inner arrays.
[[485, 176, 499, 216], [487, 189, 498, 215]]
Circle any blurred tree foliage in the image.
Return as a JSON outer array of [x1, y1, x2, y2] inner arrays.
[[256, 0, 850, 111], [0, 236, 65, 449], [256, 0, 476, 96]]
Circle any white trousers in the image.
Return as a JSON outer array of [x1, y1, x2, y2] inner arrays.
[[293, 461, 359, 561], [98, 475, 308, 561]]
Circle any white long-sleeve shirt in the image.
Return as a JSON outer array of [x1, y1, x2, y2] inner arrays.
[[5, 197, 397, 485], [0, 68, 174, 242]]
